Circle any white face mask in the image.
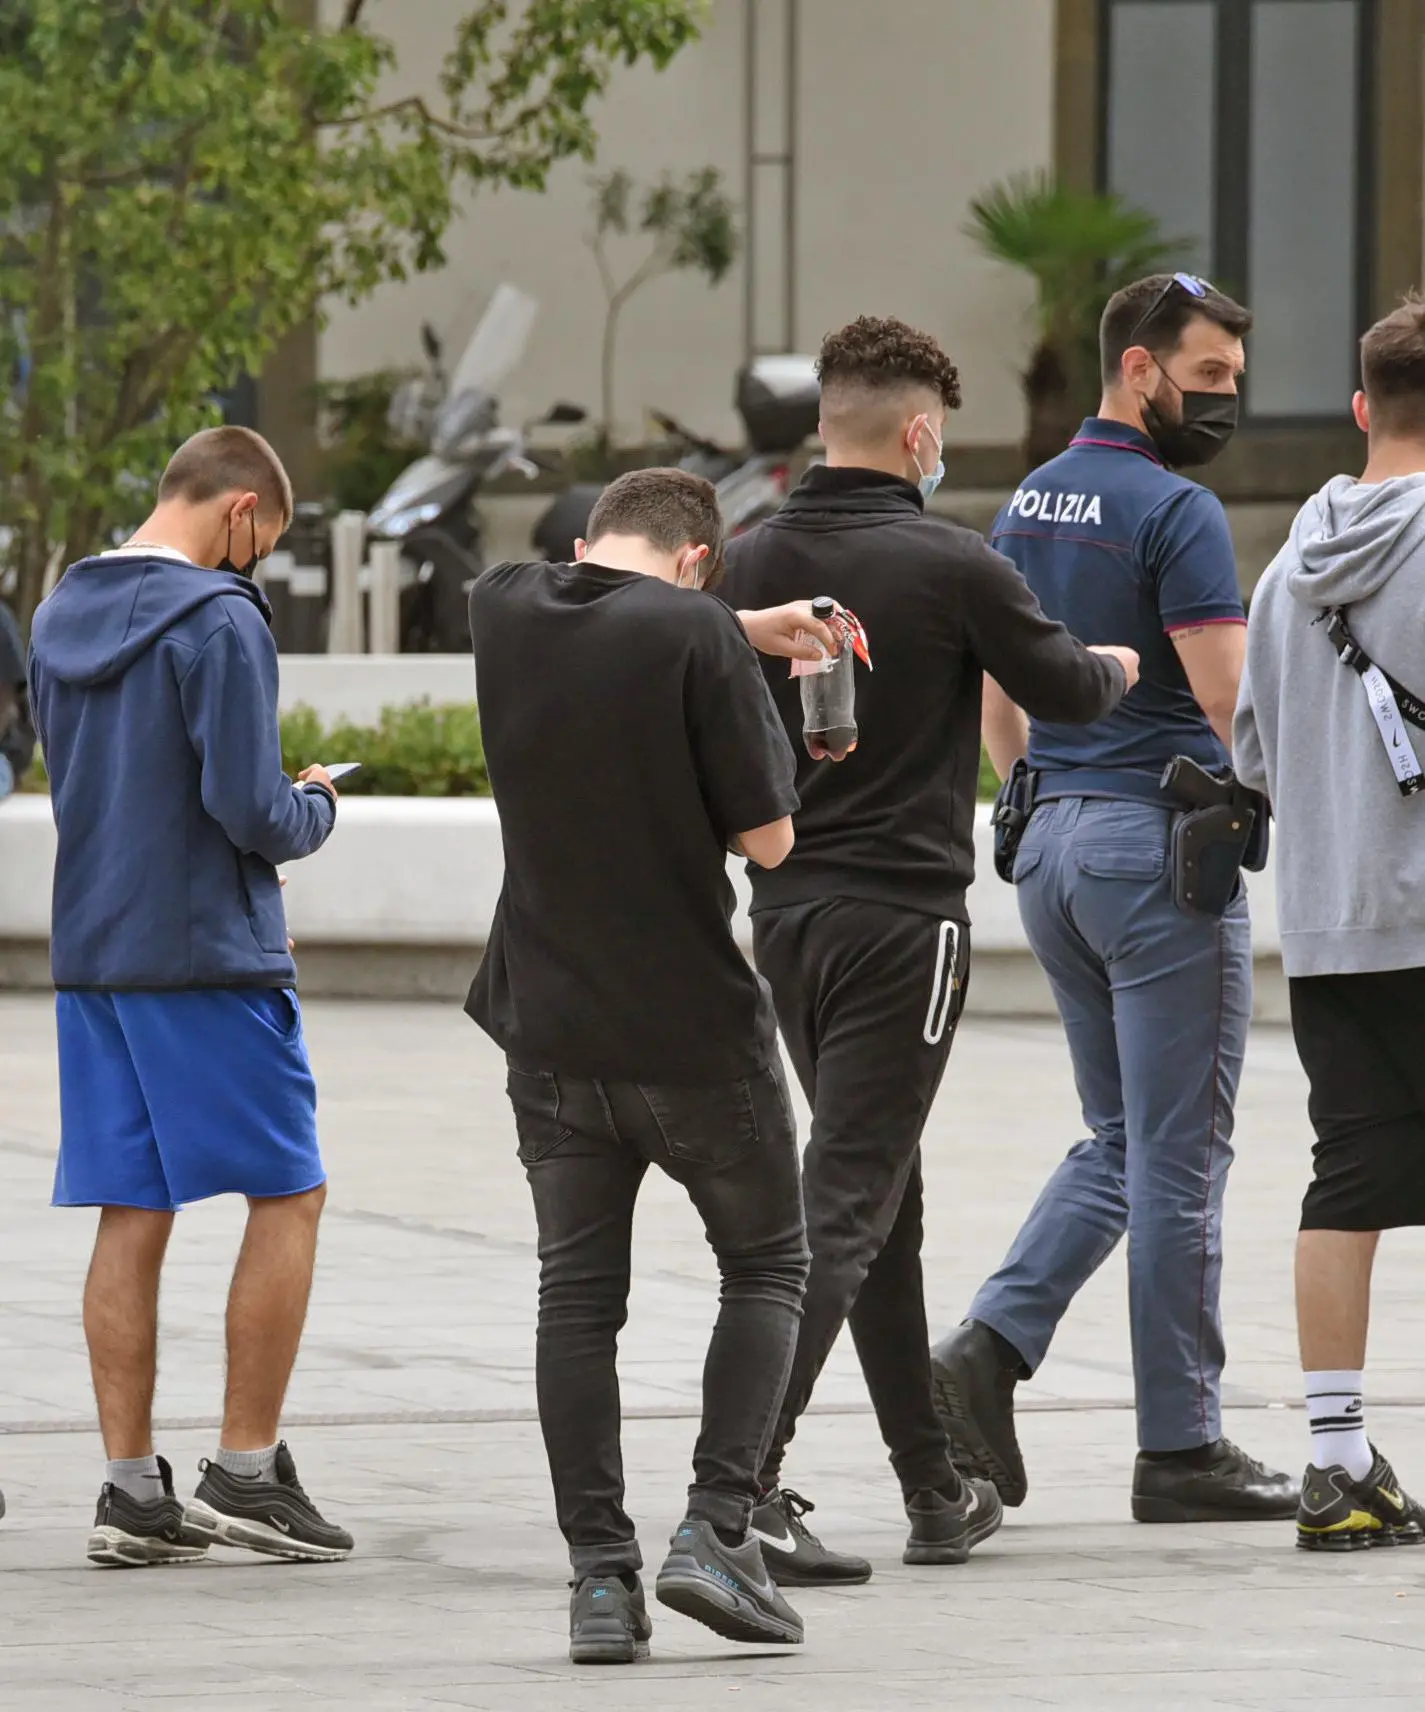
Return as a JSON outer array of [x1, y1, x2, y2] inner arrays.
[[676, 550, 706, 590], [910, 420, 945, 500]]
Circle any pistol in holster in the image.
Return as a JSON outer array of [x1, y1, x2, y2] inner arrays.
[[991, 758, 1038, 882], [1160, 755, 1270, 918]]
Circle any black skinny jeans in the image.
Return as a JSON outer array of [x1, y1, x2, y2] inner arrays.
[[507, 1059, 809, 1579], [753, 898, 970, 1499]]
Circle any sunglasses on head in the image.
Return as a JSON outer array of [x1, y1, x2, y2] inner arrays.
[[1126, 272, 1212, 346]]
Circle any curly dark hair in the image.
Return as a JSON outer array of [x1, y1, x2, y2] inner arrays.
[[816, 315, 962, 410]]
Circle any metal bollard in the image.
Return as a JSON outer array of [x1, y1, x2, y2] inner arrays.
[[328, 511, 366, 654], [367, 541, 401, 655]]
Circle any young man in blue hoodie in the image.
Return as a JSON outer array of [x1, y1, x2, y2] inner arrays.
[[29, 426, 353, 1568], [1236, 297, 1425, 1550]]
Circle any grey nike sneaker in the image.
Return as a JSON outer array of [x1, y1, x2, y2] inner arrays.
[[569, 1573, 653, 1664], [88, 1456, 209, 1568], [185, 1443, 353, 1562], [655, 1518, 803, 1646]]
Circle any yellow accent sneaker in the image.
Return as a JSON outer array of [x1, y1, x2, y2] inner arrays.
[[1297, 1447, 1425, 1552]]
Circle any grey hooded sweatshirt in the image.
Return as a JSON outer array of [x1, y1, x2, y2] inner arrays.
[[1235, 472, 1425, 977]]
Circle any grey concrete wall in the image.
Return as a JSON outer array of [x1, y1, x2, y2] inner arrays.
[[318, 0, 1053, 448]]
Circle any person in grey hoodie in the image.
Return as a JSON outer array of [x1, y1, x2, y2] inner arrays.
[[1235, 295, 1425, 1553]]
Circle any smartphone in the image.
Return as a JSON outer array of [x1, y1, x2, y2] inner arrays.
[[321, 762, 362, 781]]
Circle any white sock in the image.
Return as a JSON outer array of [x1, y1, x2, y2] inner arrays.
[[1305, 1370, 1372, 1480], [215, 1443, 279, 1482], [105, 1454, 164, 1503]]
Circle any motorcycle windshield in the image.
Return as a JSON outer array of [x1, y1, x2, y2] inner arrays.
[[447, 283, 539, 398], [368, 455, 472, 533]]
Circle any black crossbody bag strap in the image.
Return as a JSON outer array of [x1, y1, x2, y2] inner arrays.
[[1321, 606, 1425, 796]]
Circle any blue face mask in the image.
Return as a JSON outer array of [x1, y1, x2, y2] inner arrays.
[[0, 752, 13, 803], [912, 423, 944, 500]]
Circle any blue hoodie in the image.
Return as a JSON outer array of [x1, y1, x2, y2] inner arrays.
[[28, 550, 335, 990]]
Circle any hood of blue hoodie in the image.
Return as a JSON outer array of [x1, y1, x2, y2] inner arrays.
[[1284, 471, 1425, 610], [30, 553, 270, 687]]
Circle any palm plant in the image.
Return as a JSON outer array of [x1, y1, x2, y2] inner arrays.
[[966, 173, 1187, 468]]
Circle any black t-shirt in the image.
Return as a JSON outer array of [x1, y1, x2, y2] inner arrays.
[[465, 559, 799, 1082], [722, 466, 1126, 921]]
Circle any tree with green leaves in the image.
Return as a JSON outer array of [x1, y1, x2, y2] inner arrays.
[[585, 167, 738, 462], [0, 0, 704, 627], [966, 172, 1186, 469]]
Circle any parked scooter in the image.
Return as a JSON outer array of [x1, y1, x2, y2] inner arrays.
[[367, 284, 586, 651], [531, 354, 822, 565]]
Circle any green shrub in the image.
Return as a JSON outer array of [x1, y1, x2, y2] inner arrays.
[[23, 702, 999, 802], [315, 371, 426, 514], [280, 701, 489, 797]]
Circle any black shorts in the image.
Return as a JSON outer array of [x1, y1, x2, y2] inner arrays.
[[1291, 967, 1425, 1230]]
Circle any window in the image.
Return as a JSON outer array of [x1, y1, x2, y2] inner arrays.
[[1100, 0, 1375, 421]]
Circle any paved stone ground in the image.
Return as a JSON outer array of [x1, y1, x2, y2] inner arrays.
[[4, 995, 1425, 1710]]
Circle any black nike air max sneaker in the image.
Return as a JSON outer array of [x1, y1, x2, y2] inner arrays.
[[655, 1518, 803, 1646], [185, 1443, 353, 1562], [1297, 1447, 1425, 1551], [88, 1456, 209, 1568], [749, 1487, 872, 1586], [903, 1476, 1004, 1565], [569, 1573, 653, 1664]]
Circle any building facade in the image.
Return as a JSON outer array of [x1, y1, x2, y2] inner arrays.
[[264, 0, 1424, 504]]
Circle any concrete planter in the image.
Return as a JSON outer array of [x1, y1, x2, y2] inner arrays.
[[276, 655, 476, 725], [0, 796, 1285, 1017]]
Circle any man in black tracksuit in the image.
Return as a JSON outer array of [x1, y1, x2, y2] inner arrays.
[[722, 316, 1139, 1583]]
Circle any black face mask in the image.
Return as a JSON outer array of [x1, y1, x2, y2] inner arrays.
[[217, 514, 260, 578], [1141, 368, 1239, 468]]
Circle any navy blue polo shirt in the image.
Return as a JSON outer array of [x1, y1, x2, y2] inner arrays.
[[988, 417, 1244, 799]]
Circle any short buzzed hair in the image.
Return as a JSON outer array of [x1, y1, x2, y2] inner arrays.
[[817, 316, 962, 445], [157, 426, 294, 526], [586, 467, 726, 590], [1361, 295, 1425, 438], [1100, 274, 1252, 384]]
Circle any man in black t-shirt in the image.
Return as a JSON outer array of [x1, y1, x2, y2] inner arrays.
[[721, 317, 1137, 1585], [467, 468, 832, 1664]]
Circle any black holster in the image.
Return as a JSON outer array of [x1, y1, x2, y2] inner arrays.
[[1160, 756, 1269, 918], [992, 758, 1038, 882]]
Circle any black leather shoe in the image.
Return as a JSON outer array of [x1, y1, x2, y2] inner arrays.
[[929, 1320, 1028, 1507], [1132, 1437, 1300, 1523]]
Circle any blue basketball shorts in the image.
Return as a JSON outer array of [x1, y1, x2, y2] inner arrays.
[[54, 988, 325, 1211]]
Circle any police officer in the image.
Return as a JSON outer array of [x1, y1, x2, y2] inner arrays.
[[930, 274, 1298, 1523]]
